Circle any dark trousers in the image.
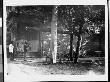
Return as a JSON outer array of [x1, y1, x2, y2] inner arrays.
[[10, 52, 14, 61], [24, 51, 27, 61]]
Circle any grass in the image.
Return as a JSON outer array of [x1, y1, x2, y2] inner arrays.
[[20, 60, 105, 75], [7, 57, 105, 75]]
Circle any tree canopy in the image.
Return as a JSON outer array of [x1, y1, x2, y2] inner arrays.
[[7, 5, 105, 34], [7, 6, 53, 31], [58, 5, 105, 35], [6, 5, 105, 62]]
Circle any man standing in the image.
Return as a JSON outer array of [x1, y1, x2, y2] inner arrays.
[[24, 41, 28, 61], [9, 42, 14, 61]]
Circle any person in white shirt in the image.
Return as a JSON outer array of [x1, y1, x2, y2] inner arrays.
[[9, 42, 14, 61]]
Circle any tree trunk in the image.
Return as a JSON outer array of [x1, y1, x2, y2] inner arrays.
[[50, 6, 58, 63], [69, 34, 73, 61], [74, 26, 83, 63], [74, 34, 81, 63], [39, 32, 43, 56]]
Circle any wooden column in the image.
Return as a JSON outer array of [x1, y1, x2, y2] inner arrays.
[[50, 6, 58, 63]]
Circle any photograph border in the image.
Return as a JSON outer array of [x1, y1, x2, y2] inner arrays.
[[3, 0, 108, 81]]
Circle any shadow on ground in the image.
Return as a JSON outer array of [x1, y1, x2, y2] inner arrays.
[[11, 58, 105, 75]]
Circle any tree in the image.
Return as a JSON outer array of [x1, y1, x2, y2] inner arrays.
[[6, 6, 53, 35], [58, 5, 105, 63], [7, 5, 105, 63], [50, 6, 58, 63], [6, 6, 54, 62]]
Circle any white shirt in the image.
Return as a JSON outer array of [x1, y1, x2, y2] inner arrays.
[[9, 44, 14, 53]]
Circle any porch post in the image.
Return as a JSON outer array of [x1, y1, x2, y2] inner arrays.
[[50, 6, 58, 63]]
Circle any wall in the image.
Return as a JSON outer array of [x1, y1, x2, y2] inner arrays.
[[16, 23, 40, 52], [15, 26, 41, 58]]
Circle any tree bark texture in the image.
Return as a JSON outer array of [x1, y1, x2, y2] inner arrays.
[[74, 35, 82, 63], [69, 34, 73, 61], [50, 6, 58, 63], [74, 26, 83, 63]]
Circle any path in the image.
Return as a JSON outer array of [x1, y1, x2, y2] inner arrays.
[[5, 58, 105, 82]]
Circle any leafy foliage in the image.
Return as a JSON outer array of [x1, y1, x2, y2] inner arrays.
[[41, 32, 70, 57], [7, 6, 53, 32], [58, 5, 104, 34], [6, 5, 105, 59]]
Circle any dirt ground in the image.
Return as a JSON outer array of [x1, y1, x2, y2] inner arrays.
[[7, 58, 105, 74], [6, 58, 105, 81]]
